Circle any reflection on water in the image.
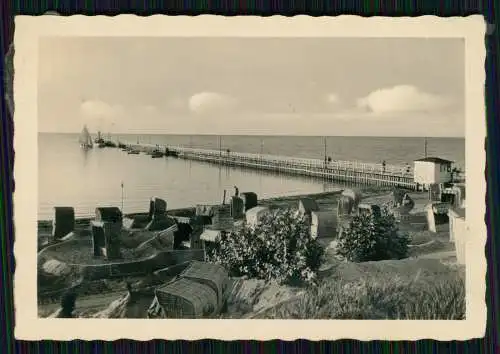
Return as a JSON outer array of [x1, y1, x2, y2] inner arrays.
[[81, 148, 90, 167], [39, 137, 343, 219], [39, 133, 465, 220]]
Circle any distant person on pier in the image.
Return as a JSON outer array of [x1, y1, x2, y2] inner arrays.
[[382, 160, 386, 173], [405, 163, 411, 174], [234, 186, 239, 197]]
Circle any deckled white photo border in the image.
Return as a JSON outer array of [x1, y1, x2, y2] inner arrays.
[[13, 14, 487, 341]]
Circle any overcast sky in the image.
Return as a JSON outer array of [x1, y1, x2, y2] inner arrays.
[[38, 37, 464, 136]]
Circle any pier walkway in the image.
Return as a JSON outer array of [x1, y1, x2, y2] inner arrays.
[[127, 143, 418, 190]]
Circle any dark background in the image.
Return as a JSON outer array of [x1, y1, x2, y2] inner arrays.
[[1, 1, 498, 353]]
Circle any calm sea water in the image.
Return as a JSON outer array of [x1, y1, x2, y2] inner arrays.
[[38, 133, 465, 220]]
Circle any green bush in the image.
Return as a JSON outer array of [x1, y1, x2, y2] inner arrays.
[[336, 206, 410, 262], [207, 208, 324, 285]]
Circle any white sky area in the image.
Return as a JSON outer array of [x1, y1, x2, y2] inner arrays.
[[38, 37, 465, 136]]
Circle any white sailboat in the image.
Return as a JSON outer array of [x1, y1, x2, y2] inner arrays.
[[79, 125, 94, 149]]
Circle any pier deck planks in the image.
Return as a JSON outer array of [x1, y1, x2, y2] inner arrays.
[[128, 143, 418, 190]]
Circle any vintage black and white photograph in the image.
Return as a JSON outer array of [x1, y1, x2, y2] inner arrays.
[[14, 15, 486, 340]]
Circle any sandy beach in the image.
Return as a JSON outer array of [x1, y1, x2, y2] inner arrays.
[[37, 187, 463, 319]]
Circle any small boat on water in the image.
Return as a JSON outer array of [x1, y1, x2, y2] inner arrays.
[[127, 149, 140, 155], [151, 151, 164, 158], [103, 140, 117, 148], [164, 147, 179, 157], [79, 125, 93, 149], [94, 131, 105, 145]]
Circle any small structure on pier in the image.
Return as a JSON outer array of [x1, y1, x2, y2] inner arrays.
[[413, 157, 453, 188], [52, 207, 75, 240]]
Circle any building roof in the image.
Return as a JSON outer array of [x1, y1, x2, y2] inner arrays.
[[414, 157, 453, 164]]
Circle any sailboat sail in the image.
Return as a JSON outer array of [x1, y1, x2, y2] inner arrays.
[[79, 125, 93, 148]]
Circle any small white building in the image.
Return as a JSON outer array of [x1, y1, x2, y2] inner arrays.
[[448, 207, 466, 265], [413, 157, 453, 187]]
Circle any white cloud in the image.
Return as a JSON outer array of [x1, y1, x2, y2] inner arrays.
[[326, 93, 340, 105], [356, 85, 452, 115], [188, 92, 237, 115], [80, 99, 123, 118]]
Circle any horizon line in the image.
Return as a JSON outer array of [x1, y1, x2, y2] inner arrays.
[[38, 131, 466, 139]]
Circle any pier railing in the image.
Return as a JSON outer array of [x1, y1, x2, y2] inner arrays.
[[128, 142, 418, 189]]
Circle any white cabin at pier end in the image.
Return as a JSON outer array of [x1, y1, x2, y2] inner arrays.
[[413, 157, 453, 188]]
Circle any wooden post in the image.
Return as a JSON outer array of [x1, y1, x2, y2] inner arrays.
[[323, 136, 327, 168], [120, 181, 124, 212]]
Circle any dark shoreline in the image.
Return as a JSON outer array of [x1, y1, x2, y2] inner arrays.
[[38, 184, 406, 224], [37, 189, 359, 226]]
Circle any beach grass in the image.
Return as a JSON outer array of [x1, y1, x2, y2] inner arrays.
[[260, 271, 465, 320]]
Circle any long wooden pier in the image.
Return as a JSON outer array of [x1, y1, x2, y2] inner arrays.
[[127, 143, 418, 190]]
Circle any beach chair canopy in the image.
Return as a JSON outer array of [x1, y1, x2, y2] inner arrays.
[[155, 278, 218, 318]]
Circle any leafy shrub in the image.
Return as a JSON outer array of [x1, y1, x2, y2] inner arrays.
[[336, 206, 410, 262], [207, 208, 324, 285]]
